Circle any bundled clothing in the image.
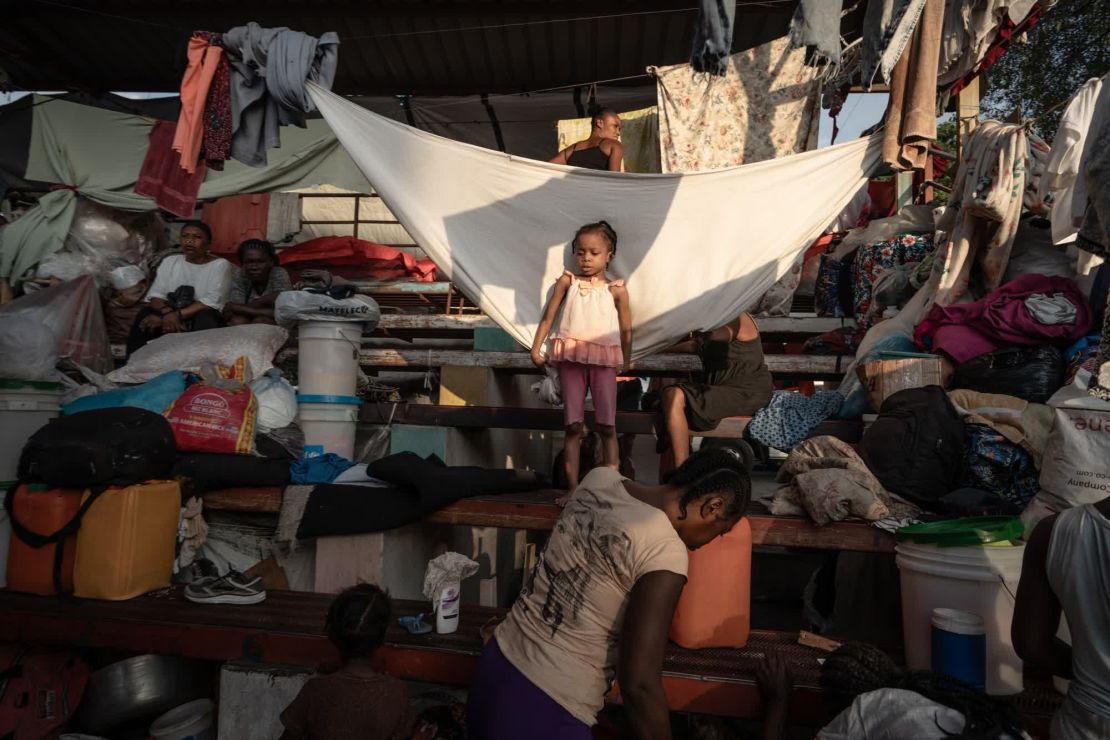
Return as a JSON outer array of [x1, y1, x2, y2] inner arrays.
[[915, 274, 1092, 364], [947, 388, 1053, 468], [222, 23, 339, 167], [747, 390, 843, 452], [958, 424, 1039, 508], [296, 453, 547, 538], [772, 435, 919, 526]]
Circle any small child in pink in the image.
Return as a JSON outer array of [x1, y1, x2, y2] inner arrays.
[[530, 221, 632, 505]]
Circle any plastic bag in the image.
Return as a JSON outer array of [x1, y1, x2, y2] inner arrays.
[[274, 290, 380, 328], [0, 275, 112, 376], [63, 370, 186, 416], [166, 359, 258, 455], [108, 324, 288, 384], [250, 370, 297, 431], [1038, 369, 1110, 509], [951, 345, 1064, 404], [38, 198, 165, 286]]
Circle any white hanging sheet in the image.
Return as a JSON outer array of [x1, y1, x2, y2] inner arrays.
[[307, 82, 882, 359]]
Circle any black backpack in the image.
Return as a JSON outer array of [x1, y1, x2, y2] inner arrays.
[[858, 385, 965, 512], [6, 408, 177, 595]]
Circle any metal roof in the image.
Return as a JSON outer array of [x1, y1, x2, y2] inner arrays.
[[1, 0, 806, 96]]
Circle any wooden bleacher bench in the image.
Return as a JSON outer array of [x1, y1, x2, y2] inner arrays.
[[0, 590, 1060, 730], [201, 487, 895, 553]]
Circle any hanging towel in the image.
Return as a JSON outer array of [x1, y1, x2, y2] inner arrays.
[[135, 120, 208, 218], [880, 0, 943, 171], [690, 0, 736, 76], [307, 82, 882, 359], [859, 0, 928, 88], [788, 0, 842, 68]]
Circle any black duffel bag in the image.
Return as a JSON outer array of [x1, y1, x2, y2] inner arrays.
[[951, 345, 1065, 404], [6, 408, 177, 595]]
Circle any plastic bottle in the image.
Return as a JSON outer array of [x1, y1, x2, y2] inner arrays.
[[436, 581, 461, 634]]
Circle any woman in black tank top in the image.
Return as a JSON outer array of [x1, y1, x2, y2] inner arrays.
[[550, 108, 624, 171]]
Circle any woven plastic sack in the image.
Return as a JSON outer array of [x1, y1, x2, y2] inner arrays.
[[108, 324, 287, 384], [165, 359, 258, 455]]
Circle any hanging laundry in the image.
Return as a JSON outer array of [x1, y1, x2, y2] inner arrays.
[[173, 32, 225, 175], [880, 0, 943, 171], [201, 40, 232, 171], [930, 121, 1027, 307], [1046, 80, 1104, 235], [689, 0, 736, 76], [223, 23, 340, 167], [556, 107, 660, 173], [307, 83, 882, 358], [915, 273, 1092, 363], [655, 36, 821, 173], [941, 2, 1041, 96], [859, 0, 928, 88], [747, 390, 844, 452], [1076, 77, 1110, 259], [266, 192, 302, 244], [135, 120, 208, 218], [788, 0, 842, 68]]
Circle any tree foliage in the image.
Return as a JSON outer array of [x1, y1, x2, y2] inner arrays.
[[982, 0, 1110, 142]]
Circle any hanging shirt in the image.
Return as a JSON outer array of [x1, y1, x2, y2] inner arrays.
[[1047, 504, 1110, 724], [145, 254, 234, 311], [494, 467, 688, 726]]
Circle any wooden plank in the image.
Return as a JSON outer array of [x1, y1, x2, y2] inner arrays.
[[200, 486, 893, 553], [202, 487, 283, 514], [374, 314, 855, 336], [357, 349, 846, 376]]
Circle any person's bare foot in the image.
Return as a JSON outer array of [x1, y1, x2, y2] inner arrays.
[[555, 492, 572, 507]]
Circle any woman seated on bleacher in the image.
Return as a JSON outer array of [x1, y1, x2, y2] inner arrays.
[[223, 239, 291, 326], [467, 448, 751, 740], [644, 312, 773, 466]]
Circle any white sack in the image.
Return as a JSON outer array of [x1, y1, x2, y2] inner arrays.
[[307, 83, 882, 358], [1038, 370, 1110, 509], [109, 324, 288, 384]]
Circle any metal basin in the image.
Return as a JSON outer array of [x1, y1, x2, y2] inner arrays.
[[75, 655, 211, 733]]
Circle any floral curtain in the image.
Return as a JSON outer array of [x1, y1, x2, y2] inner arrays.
[[655, 36, 821, 173]]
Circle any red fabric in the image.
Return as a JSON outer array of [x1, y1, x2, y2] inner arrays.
[[201, 193, 270, 254], [867, 179, 897, 219], [914, 274, 1092, 363], [948, 7, 1042, 98], [135, 120, 208, 218], [173, 32, 224, 174], [201, 35, 232, 171], [279, 236, 438, 282]]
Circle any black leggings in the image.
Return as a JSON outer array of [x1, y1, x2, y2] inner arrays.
[[126, 306, 226, 356]]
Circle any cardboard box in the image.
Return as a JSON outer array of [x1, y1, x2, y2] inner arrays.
[[856, 356, 953, 411]]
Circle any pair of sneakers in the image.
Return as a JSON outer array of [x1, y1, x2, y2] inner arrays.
[[184, 570, 267, 605]]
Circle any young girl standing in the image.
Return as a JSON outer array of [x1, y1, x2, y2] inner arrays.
[[531, 221, 632, 505]]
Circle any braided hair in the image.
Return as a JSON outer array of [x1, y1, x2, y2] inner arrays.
[[326, 583, 392, 663], [662, 447, 750, 520], [820, 643, 1025, 740], [573, 221, 618, 257], [237, 238, 277, 264]]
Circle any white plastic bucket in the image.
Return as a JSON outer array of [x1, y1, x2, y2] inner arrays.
[[149, 698, 215, 740], [0, 381, 64, 486], [298, 395, 360, 459], [297, 321, 363, 397], [896, 540, 1025, 695]]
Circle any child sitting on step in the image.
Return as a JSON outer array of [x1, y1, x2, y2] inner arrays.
[[280, 584, 420, 740], [530, 221, 633, 506]]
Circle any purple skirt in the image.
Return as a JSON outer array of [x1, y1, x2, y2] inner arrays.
[[466, 638, 592, 739]]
